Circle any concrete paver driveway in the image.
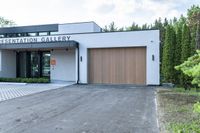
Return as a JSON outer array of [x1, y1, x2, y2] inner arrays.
[[0, 82, 74, 102], [0, 85, 159, 133]]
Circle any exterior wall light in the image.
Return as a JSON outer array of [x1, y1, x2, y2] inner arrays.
[[80, 56, 83, 62], [152, 54, 155, 61]]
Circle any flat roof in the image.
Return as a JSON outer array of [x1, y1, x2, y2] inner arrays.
[[0, 24, 58, 34]]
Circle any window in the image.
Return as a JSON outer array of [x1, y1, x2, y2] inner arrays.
[[39, 32, 48, 36], [28, 33, 37, 36]]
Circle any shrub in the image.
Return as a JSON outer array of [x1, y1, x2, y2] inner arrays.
[[193, 102, 200, 113], [0, 77, 50, 83], [175, 50, 200, 87]]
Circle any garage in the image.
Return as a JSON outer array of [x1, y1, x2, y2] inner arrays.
[[88, 47, 146, 84]]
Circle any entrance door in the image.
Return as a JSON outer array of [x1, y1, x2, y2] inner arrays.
[[17, 51, 50, 78], [42, 52, 50, 77], [31, 52, 40, 77]]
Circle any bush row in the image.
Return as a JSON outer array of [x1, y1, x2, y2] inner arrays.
[[0, 77, 50, 83]]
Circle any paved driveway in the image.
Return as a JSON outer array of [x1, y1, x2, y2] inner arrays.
[[0, 82, 74, 102], [0, 85, 159, 133]]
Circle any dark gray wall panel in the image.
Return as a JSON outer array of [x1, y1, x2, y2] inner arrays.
[[0, 41, 78, 49], [0, 24, 58, 34]]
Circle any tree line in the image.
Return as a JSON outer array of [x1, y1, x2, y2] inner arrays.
[[103, 5, 200, 88]]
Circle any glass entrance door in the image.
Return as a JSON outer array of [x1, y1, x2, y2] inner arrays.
[[42, 52, 50, 77], [31, 52, 40, 77], [17, 51, 50, 78]]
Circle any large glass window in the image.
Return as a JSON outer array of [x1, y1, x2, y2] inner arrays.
[[39, 32, 48, 36], [31, 52, 40, 77], [17, 52, 27, 77], [42, 52, 50, 77], [17, 51, 50, 78]]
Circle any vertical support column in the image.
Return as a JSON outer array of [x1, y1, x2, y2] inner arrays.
[[16, 52, 20, 77], [26, 52, 31, 78], [39, 51, 43, 77]]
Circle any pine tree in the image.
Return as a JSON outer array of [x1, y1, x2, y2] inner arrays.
[[191, 26, 196, 55], [180, 24, 191, 88], [174, 24, 182, 84], [181, 24, 191, 62], [162, 25, 176, 83], [126, 22, 141, 31], [187, 5, 200, 49]]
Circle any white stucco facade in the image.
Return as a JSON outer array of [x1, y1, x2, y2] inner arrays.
[[0, 22, 160, 85], [50, 49, 76, 82], [0, 50, 16, 78], [58, 22, 101, 34], [70, 30, 160, 85]]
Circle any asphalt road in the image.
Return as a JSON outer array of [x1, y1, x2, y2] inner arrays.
[[0, 85, 159, 133]]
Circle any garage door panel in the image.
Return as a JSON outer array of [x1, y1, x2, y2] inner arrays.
[[102, 49, 111, 83], [89, 49, 102, 83], [125, 48, 136, 83], [88, 47, 146, 84], [135, 48, 146, 84]]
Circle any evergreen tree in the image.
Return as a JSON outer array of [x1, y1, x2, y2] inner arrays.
[[163, 18, 169, 27], [174, 24, 182, 84], [141, 23, 149, 30], [181, 24, 191, 62], [191, 26, 196, 55], [162, 25, 176, 83], [187, 5, 200, 49], [196, 24, 200, 49], [109, 22, 118, 32], [180, 24, 191, 88], [126, 22, 141, 31], [103, 22, 118, 32]]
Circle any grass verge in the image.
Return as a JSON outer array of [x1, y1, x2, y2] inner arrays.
[[156, 88, 200, 133]]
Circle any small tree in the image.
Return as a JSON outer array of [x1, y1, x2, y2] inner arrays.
[[0, 17, 15, 27], [175, 50, 200, 88]]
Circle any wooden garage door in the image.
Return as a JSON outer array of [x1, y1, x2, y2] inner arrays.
[[88, 47, 146, 84]]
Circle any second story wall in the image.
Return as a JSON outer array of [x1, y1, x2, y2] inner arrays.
[[58, 22, 101, 34]]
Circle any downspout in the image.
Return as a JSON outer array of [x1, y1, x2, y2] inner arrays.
[[77, 44, 80, 84]]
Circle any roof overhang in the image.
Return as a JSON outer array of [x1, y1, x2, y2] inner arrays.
[[0, 24, 58, 34], [0, 40, 78, 50]]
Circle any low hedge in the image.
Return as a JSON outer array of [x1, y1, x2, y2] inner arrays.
[[0, 77, 50, 83]]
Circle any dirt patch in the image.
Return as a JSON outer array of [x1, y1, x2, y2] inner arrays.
[[156, 88, 200, 133]]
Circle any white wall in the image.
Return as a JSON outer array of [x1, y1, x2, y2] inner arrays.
[[58, 22, 101, 34], [0, 30, 160, 85], [68, 30, 160, 85], [50, 49, 76, 82], [0, 50, 16, 78]]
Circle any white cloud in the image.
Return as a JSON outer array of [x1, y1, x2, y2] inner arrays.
[[0, 0, 199, 28]]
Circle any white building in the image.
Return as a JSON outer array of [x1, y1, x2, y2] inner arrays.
[[0, 21, 160, 85]]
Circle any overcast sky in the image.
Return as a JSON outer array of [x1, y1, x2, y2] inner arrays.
[[0, 0, 199, 28]]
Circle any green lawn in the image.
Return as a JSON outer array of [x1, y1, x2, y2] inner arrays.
[[157, 88, 200, 133]]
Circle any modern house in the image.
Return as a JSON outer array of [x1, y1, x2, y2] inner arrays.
[[0, 21, 160, 85]]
